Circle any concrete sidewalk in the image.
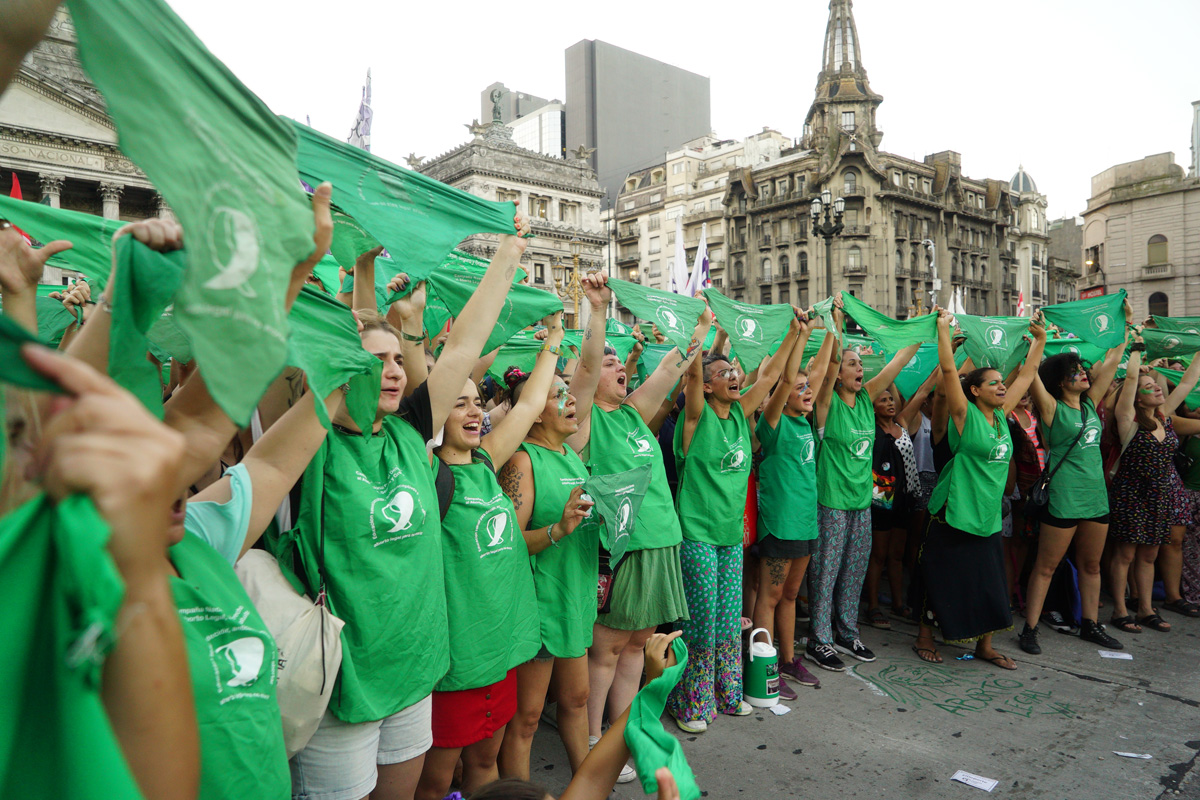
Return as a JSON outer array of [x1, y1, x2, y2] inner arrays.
[[529, 613, 1200, 799]]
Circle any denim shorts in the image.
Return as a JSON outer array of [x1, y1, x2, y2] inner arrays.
[[290, 695, 433, 800]]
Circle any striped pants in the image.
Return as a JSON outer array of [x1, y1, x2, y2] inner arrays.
[[808, 506, 872, 646]]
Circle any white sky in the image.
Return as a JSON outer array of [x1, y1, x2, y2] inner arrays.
[[169, 0, 1199, 220]]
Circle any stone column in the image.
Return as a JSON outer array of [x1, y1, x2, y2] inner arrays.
[[154, 192, 174, 220], [98, 182, 123, 219], [38, 174, 65, 208]]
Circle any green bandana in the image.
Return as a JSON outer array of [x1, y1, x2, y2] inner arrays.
[[893, 342, 939, 400], [812, 297, 838, 341], [1151, 315, 1200, 335], [0, 494, 142, 800], [1154, 367, 1200, 410], [955, 313, 1031, 372], [840, 292, 937, 352], [604, 332, 639, 363], [293, 122, 520, 282], [1040, 290, 1127, 349], [607, 278, 704, 350], [1041, 337, 1108, 366], [426, 261, 562, 354], [634, 343, 677, 390], [486, 332, 545, 385], [606, 318, 633, 335], [68, 0, 318, 428], [0, 194, 122, 288], [0, 297, 80, 347], [147, 308, 194, 364], [1143, 328, 1200, 361], [702, 288, 794, 372], [579, 464, 652, 567], [624, 637, 701, 800], [0, 313, 62, 393]]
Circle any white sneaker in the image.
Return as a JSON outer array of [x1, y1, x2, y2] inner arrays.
[[723, 700, 753, 717], [616, 762, 638, 784], [587, 734, 600, 749], [671, 714, 707, 733]]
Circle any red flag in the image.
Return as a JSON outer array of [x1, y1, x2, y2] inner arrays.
[[5, 172, 31, 243], [1016, 291, 1026, 317]]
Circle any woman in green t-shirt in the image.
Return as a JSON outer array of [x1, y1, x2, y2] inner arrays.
[[665, 312, 800, 731], [1021, 300, 1130, 656], [911, 309, 1045, 668], [807, 300, 921, 672], [749, 315, 833, 699]]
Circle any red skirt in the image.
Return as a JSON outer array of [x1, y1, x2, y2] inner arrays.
[[430, 668, 517, 748]]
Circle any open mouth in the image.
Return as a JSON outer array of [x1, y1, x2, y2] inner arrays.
[[617, 375, 627, 387], [171, 498, 185, 524], [463, 421, 481, 433]]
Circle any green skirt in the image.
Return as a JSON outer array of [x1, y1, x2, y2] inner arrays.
[[598, 544, 690, 631]]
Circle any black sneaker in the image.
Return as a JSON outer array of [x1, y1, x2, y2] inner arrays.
[[1018, 623, 1041, 654], [1041, 611, 1079, 636], [833, 636, 877, 663], [1080, 619, 1122, 650], [795, 602, 811, 623], [805, 640, 846, 672]]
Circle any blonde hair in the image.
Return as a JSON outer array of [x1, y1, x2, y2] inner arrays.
[[356, 308, 400, 340]]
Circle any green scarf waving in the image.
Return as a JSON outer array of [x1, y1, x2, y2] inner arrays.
[[607, 278, 705, 350], [1041, 290, 1127, 349], [68, 0, 317, 428], [0, 195, 122, 288], [1154, 367, 1200, 410], [427, 262, 563, 354], [1143, 328, 1200, 362], [1151, 316, 1200, 335], [624, 637, 701, 800], [580, 465, 652, 567], [840, 291, 937, 351], [702, 288, 795, 372], [955, 313, 1031, 373]]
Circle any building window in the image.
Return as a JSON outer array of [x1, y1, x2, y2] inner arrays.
[[734, 261, 744, 284], [1148, 234, 1168, 265], [651, 169, 665, 184], [777, 179, 788, 196], [761, 287, 772, 305], [779, 287, 790, 305], [623, 200, 635, 211], [534, 263, 545, 283], [1149, 291, 1169, 317], [692, 202, 704, 213], [759, 183, 771, 199], [977, 195, 984, 209], [623, 178, 637, 193], [651, 260, 662, 277], [780, 255, 790, 276], [672, 185, 685, 195], [672, 163, 685, 175], [907, 175, 916, 190], [799, 251, 809, 274], [892, 172, 902, 187], [710, 198, 721, 211], [648, 236, 661, 254], [528, 195, 549, 219], [843, 169, 859, 195], [711, 159, 723, 169], [847, 246, 862, 270], [895, 249, 903, 271], [761, 257, 772, 279], [559, 202, 579, 225], [497, 188, 520, 204], [922, 179, 932, 194], [650, 193, 662, 203], [799, 285, 809, 307], [841, 111, 856, 132], [647, 216, 660, 231], [666, 208, 681, 220]]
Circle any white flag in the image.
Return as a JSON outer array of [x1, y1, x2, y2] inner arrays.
[[348, 69, 373, 152], [669, 214, 690, 294], [684, 223, 709, 297]]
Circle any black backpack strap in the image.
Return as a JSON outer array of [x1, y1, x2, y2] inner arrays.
[[434, 449, 494, 520], [1042, 404, 1089, 485]]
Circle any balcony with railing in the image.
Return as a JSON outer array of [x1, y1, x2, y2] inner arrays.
[[842, 225, 871, 237], [616, 252, 639, 267], [617, 223, 640, 241], [758, 273, 774, 285], [730, 236, 748, 253], [843, 264, 868, 277], [1143, 263, 1175, 279], [684, 206, 724, 225], [758, 234, 773, 249]]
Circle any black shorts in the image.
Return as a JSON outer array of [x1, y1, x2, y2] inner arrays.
[[752, 533, 818, 560], [1039, 511, 1110, 529]]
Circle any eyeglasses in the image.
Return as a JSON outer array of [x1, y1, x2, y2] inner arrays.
[[714, 368, 740, 380]]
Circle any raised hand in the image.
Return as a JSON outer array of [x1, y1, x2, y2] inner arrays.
[[388, 274, 426, 322], [0, 219, 71, 296], [644, 630, 682, 682], [582, 271, 611, 307]]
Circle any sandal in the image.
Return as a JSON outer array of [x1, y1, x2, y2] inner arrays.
[[1109, 615, 1142, 634], [890, 605, 913, 620], [1138, 613, 1171, 633], [911, 644, 943, 664], [979, 653, 1018, 671], [1161, 599, 1200, 618], [865, 607, 892, 629], [740, 617, 753, 632]]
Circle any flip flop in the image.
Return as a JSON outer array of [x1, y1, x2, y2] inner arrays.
[[740, 617, 753, 632], [979, 653, 1018, 671], [1109, 614, 1142, 634], [1161, 599, 1200, 618], [911, 644, 943, 664], [1138, 613, 1171, 633]]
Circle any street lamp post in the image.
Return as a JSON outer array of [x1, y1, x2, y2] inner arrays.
[[810, 189, 845, 299], [920, 238, 937, 313], [555, 238, 586, 327]]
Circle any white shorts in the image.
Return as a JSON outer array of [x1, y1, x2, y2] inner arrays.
[[290, 695, 433, 800]]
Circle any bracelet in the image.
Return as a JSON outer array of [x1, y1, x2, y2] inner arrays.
[[546, 523, 559, 547], [540, 342, 562, 356], [96, 295, 114, 314], [1130, 342, 1146, 352], [400, 328, 426, 342]]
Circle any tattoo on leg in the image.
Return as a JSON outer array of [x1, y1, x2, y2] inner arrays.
[[768, 558, 788, 586]]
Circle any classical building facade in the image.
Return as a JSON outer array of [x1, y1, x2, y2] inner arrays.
[[416, 120, 606, 327], [1081, 149, 1200, 317], [1047, 216, 1082, 306], [611, 0, 1050, 319], [0, 8, 165, 284]]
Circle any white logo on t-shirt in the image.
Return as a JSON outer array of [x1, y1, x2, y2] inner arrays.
[[215, 637, 266, 688], [376, 490, 415, 533]]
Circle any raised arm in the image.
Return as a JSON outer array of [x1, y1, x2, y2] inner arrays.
[[867, 342, 922, 400], [350, 245, 383, 314], [1086, 300, 1132, 405], [568, 272, 610, 434], [482, 313, 565, 466], [935, 309, 969, 435], [624, 329, 645, 381], [0, 222, 72, 333], [626, 305, 713, 423], [762, 316, 810, 429], [1002, 317, 1048, 415], [740, 311, 805, 419], [678, 333, 708, 457], [898, 368, 937, 433], [425, 209, 532, 434], [814, 305, 845, 427], [384, 273, 429, 396], [1163, 351, 1200, 416]]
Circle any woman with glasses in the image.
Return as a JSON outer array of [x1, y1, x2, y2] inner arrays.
[[667, 313, 800, 731]]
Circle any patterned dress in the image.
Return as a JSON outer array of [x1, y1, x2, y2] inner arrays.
[[1110, 418, 1181, 546]]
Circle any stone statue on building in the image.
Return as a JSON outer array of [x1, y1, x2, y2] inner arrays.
[[490, 89, 504, 123]]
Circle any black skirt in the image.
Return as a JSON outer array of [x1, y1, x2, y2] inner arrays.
[[913, 511, 1012, 643]]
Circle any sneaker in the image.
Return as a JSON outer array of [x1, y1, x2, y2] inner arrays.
[[616, 763, 638, 784], [780, 657, 821, 688], [1080, 619, 1122, 650], [834, 636, 876, 663], [1041, 610, 1080, 635], [805, 640, 846, 672], [722, 700, 753, 717], [670, 714, 707, 734], [587, 735, 600, 749], [776, 674, 798, 701], [1018, 623, 1041, 655]]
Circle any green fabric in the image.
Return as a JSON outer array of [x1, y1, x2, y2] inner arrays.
[[1042, 398, 1106, 519], [294, 122, 520, 283], [956, 313, 1032, 372], [487, 331, 545, 384], [108, 236, 186, 415], [68, 0, 316, 428], [635, 343, 676, 389], [284, 418, 447, 722], [841, 291, 937, 352], [1154, 367, 1200, 411], [755, 413, 818, 541], [426, 261, 562, 354], [0, 312, 62, 393], [816, 389, 875, 511], [437, 452, 540, 691], [0, 296, 78, 347], [893, 343, 939, 400], [580, 464, 652, 567], [607, 278, 704, 350], [1143, 328, 1200, 361], [286, 285, 382, 431], [0, 194, 122, 288], [169, 533, 288, 800], [520, 442, 595, 657], [606, 318, 633, 335], [0, 494, 143, 800], [1041, 290, 1127, 349], [927, 404, 1012, 536], [147, 309, 194, 364], [812, 297, 838, 340], [584, 404, 683, 551], [328, 207, 382, 271], [1041, 337, 1107, 365], [311, 254, 341, 297], [605, 332, 639, 362], [625, 637, 701, 800], [702, 289, 794, 372], [673, 401, 752, 547], [1151, 316, 1200, 335]]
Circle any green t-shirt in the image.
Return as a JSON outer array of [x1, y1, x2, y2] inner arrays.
[[520, 442, 596, 658], [437, 451, 540, 691], [817, 389, 876, 511], [171, 533, 289, 800], [292, 414, 448, 723], [673, 401, 752, 547], [927, 403, 1013, 536], [755, 413, 818, 541], [583, 404, 683, 551], [1042, 398, 1108, 519]]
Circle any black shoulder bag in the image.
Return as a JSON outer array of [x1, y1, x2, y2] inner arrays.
[[1027, 405, 1088, 512]]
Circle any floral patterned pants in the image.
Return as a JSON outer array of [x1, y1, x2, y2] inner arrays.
[[667, 540, 743, 723], [808, 506, 872, 646], [1182, 490, 1200, 605]]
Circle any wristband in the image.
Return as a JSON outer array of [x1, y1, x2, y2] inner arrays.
[[1130, 342, 1146, 353], [400, 328, 426, 342], [546, 523, 559, 547], [540, 342, 562, 356]]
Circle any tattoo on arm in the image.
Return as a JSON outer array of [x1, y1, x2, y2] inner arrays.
[[497, 463, 524, 511], [585, 328, 592, 340]]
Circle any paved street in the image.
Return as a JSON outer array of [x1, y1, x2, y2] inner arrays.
[[531, 614, 1200, 799]]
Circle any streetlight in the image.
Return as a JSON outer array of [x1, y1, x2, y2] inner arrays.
[[810, 190, 845, 300], [555, 238, 586, 328], [920, 238, 937, 312]]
